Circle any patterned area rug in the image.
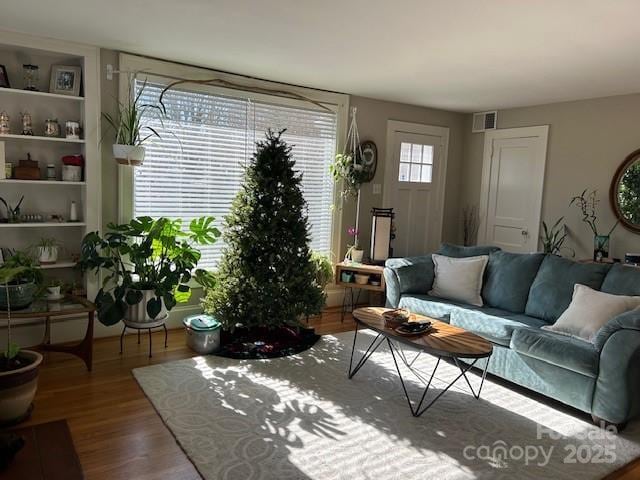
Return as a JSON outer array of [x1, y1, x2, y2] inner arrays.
[[133, 331, 640, 480]]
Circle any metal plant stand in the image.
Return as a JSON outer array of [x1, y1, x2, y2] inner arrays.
[[120, 314, 169, 358]]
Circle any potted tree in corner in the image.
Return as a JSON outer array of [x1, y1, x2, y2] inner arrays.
[[79, 216, 219, 326], [0, 264, 44, 425], [103, 79, 163, 166]]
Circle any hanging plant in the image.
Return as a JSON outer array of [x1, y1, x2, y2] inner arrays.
[[330, 153, 368, 200]]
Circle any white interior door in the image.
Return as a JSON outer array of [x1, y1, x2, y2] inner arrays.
[[479, 126, 549, 253], [384, 121, 449, 257]]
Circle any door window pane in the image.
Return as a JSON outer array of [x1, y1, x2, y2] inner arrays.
[[398, 142, 434, 183]]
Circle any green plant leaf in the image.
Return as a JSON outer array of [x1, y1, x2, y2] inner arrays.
[[125, 289, 144, 306], [6, 342, 20, 360]]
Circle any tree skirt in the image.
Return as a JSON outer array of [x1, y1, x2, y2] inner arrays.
[[133, 331, 640, 480], [216, 326, 320, 359]]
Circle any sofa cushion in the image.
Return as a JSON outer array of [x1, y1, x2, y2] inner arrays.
[[396, 262, 434, 294], [525, 255, 611, 323], [511, 327, 599, 377], [429, 254, 488, 306], [601, 263, 640, 296], [450, 309, 547, 346], [398, 294, 464, 320], [436, 243, 501, 258], [482, 251, 545, 313], [545, 284, 640, 342]]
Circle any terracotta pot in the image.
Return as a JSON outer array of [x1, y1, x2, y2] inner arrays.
[[0, 350, 43, 425], [124, 289, 167, 323], [113, 144, 145, 166]]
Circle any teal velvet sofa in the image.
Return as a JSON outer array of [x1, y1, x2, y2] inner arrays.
[[384, 244, 640, 426]]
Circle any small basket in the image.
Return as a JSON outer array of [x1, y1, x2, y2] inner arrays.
[[383, 308, 410, 328]]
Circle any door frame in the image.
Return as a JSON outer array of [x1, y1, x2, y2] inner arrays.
[[478, 125, 549, 249], [383, 120, 450, 252]]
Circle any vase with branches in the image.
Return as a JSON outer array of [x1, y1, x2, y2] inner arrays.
[[570, 189, 618, 261]]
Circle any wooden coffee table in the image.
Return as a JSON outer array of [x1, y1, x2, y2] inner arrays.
[[349, 307, 493, 417]]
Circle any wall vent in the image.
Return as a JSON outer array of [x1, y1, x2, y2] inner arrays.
[[472, 111, 497, 133]]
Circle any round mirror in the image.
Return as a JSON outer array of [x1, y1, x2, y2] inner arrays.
[[611, 148, 640, 233]]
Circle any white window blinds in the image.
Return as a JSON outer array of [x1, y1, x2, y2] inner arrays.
[[133, 81, 337, 269]]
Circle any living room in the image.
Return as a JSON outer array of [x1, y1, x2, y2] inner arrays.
[[1, 2, 640, 479]]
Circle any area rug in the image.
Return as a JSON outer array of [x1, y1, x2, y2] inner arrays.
[[133, 331, 640, 480]]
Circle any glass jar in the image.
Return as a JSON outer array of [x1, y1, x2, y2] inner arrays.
[[23, 64, 39, 91], [21, 112, 33, 136], [47, 164, 56, 180], [44, 118, 60, 137], [0, 111, 9, 134]]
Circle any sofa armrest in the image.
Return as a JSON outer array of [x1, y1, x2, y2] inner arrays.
[[383, 255, 434, 308], [592, 329, 640, 424], [592, 309, 640, 351]]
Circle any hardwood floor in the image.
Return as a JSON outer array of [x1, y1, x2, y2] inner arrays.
[[17, 307, 639, 480]]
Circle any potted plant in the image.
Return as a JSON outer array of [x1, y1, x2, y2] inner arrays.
[[35, 237, 60, 265], [0, 252, 42, 311], [102, 79, 163, 166], [570, 189, 618, 261], [344, 226, 364, 263], [46, 279, 63, 301], [0, 265, 44, 425], [79, 216, 219, 326], [540, 217, 575, 257]]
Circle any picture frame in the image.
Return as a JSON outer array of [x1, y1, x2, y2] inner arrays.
[[0, 65, 10, 88], [50, 65, 82, 96]]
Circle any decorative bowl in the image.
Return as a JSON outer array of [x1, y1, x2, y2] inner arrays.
[[383, 308, 410, 328], [0, 282, 38, 310], [354, 274, 370, 285]]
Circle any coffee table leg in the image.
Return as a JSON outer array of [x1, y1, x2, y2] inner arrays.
[[453, 356, 490, 400], [348, 324, 385, 379], [388, 339, 486, 417]]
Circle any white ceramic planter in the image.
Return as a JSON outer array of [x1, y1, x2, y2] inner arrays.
[[113, 144, 146, 166], [350, 249, 364, 263], [124, 289, 167, 323], [37, 246, 58, 265], [0, 350, 43, 425], [46, 286, 61, 300]]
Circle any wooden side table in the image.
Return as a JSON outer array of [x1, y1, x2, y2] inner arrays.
[[335, 261, 386, 321], [0, 295, 96, 371]]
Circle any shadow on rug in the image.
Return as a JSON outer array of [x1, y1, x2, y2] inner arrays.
[[133, 331, 640, 480]]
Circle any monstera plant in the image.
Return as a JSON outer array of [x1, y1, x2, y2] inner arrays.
[[79, 216, 219, 326]]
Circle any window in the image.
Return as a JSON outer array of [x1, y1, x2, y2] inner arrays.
[[398, 142, 433, 183], [132, 81, 337, 269]]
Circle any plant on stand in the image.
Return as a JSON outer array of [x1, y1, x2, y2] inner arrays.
[[103, 79, 163, 166], [0, 265, 44, 425], [570, 189, 618, 261], [79, 216, 219, 326]]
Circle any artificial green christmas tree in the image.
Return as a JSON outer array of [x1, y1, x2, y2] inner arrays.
[[202, 130, 325, 330]]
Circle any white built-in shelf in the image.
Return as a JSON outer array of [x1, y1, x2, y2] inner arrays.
[[0, 179, 85, 186], [0, 222, 86, 228], [40, 261, 77, 270], [0, 87, 84, 102], [0, 134, 85, 144]]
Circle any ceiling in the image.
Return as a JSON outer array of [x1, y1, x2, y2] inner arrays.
[[1, 0, 640, 112]]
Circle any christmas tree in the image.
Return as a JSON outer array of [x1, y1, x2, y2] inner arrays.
[[203, 130, 325, 330]]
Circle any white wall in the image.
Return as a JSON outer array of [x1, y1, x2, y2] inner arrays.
[[461, 93, 640, 260]]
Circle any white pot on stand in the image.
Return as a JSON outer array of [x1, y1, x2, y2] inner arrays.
[[113, 144, 146, 166], [124, 289, 167, 324]]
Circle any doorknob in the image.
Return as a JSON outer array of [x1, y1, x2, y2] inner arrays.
[[521, 230, 528, 236]]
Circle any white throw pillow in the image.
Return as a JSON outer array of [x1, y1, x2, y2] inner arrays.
[[429, 254, 488, 306], [544, 284, 640, 343]]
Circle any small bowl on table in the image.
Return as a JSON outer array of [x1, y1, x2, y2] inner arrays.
[[383, 308, 411, 328], [354, 274, 370, 285]]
